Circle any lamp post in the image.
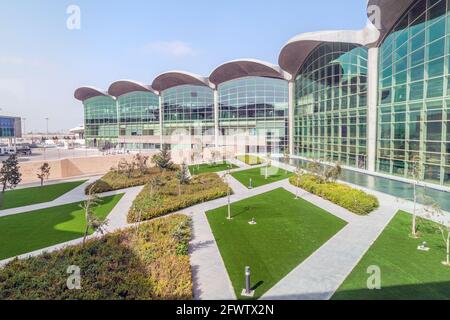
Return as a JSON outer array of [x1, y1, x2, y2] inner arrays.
[[22, 118, 26, 136], [45, 117, 49, 136]]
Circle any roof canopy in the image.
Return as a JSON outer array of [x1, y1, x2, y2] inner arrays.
[[74, 87, 112, 102], [367, 0, 416, 46], [108, 80, 157, 97], [278, 28, 378, 77], [152, 71, 212, 92], [209, 59, 290, 85]]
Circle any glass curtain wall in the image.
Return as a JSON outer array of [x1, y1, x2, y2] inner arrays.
[[294, 43, 369, 169], [161, 85, 214, 136], [84, 96, 118, 148], [0, 117, 15, 137], [117, 91, 160, 150], [377, 0, 450, 186], [218, 77, 289, 153]]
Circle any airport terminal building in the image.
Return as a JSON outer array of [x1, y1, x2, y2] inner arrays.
[[0, 116, 21, 139], [75, 0, 450, 187]]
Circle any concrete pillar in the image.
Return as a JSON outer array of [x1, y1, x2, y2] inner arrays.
[[367, 46, 379, 172], [288, 81, 295, 156], [159, 95, 163, 149], [214, 89, 220, 148]]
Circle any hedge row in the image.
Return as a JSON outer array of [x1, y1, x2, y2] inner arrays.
[[289, 174, 379, 215], [85, 168, 167, 194], [128, 173, 230, 223], [0, 214, 192, 300]]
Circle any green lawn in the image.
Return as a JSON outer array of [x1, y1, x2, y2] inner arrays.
[[236, 155, 264, 166], [207, 188, 347, 299], [0, 180, 87, 210], [189, 162, 238, 175], [231, 166, 293, 188], [0, 194, 124, 260], [333, 211, 450, 300]]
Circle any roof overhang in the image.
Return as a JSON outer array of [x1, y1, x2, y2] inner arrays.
[[209, 59, 291, 86], [367, 0, 416, 46], [74, 87, 113, 102], [108, 80, 158, 97], [152, 71, 213, 92], [278, 27, 379, 77]]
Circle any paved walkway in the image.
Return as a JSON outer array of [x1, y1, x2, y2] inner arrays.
[[0, 185, 143, 267], [0, 178, 128, 218]]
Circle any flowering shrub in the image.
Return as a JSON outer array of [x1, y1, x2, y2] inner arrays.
[[290, 174, 379, 215], [128, 173, 229, 223], [0, 214, 192, 300]]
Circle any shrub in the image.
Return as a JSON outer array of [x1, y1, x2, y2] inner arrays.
[[0, 214, 192, 300], [290, 174, 379, 215], [85, 167, 167, 194], [128, 173, 229, 223], [237, 155, 264, 166]]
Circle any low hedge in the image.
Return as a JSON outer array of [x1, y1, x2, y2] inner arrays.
[[237, 155, 264, 166], [0, 214, 192, 300], [289, 174, 379, 215], [128, 173, 230, 223], [85, 167, 168, 194]]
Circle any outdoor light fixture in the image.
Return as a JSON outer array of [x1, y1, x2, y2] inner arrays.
[[241, 266, 255, 297]]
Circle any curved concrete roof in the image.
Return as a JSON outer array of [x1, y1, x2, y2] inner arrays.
[[152, 71, 213, 92], [367, 0, 415, 45], [74, 87, 113, 102], [278, 27, 379, 77], [209, 59, 291, 85], [108, 80, 158, 97]]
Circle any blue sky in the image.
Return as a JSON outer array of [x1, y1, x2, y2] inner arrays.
[[0, 0, 368, 132]]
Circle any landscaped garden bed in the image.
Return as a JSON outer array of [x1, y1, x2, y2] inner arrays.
[[0, 194, 124, 260], [0, 214, 192, 300], [128, 173, 229, 223], [0, 180, 87, 210], [236, 155, 265, 166], [333, 211, 450, 300], [232, 166, 293, 188], [189, 162, 238, 175], [207, 188, 347, 299], [289, 174, 379, 215]]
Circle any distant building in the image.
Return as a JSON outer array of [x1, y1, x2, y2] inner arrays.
[[0, 116, 21, 139], [69, 126, 84, 139]]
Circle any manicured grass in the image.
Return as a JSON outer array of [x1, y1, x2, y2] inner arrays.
[[0, 180, 87, 210], [333, 211, 450, 300], [207, 188, 347, 299], [236, 155, 264, 166], [231, 166, 293, 188], [0, 194, 124, 260], [189, 162, 238, 175], [0, 214, 192, 300]]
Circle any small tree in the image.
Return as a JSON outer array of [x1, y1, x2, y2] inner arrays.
[[152, 147, 174, 171], [148, 175, 163, 196], [409, 156, 423, 238], [324, 162, 342, 183], [307, 159, 323, 182], [37, 162, 51, 187], [80, 187, 108, 247], [265, 152, 272, 179], [0, 155, 22, 193], [176, 161, 191, 196], [223, 169, 232, 220], [294, 165, 304, 200], [210, 150, 219, 165], [134, 154, 149, 176], [424, 201, 450, 266]]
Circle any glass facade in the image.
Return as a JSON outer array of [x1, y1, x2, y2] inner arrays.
[[84, 96, 118, 147], [218, 77, 289, 153], [0, 117, 15, 137], [378, 0, 450, 185], [294, 43, 369, 169], [161, 85, 214, 136], [117, 91, 161, 150]]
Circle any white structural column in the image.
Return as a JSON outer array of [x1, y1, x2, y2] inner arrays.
[[367, 46, 379, 172], [214, 89, 220, 148], [288, 81, 295, 155], [159, 95, 163, 148]]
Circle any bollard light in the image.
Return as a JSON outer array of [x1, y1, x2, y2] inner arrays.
[[241, 266, 255, 297], [249, 178, 253, 189]]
